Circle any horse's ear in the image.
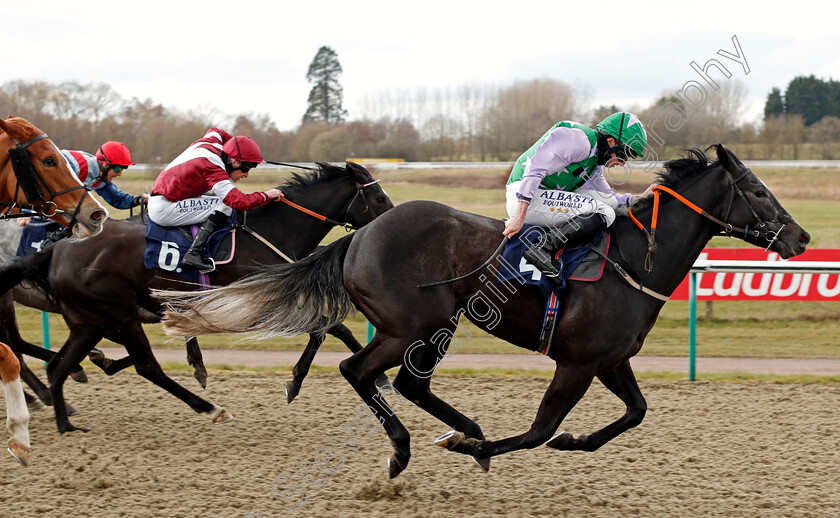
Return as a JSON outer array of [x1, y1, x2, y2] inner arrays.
[[0, 117, 8, 135], [715, 144, 732, 168], [345, 161, 372, 182]]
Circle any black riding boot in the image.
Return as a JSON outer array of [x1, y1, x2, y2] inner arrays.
[[181, 211, 229, 273], [523, 214, 607, 281]]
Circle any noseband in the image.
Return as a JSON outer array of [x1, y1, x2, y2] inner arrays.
[[3, 133, 91, 226], [339, 179, 383, 229], [629, 165, 781, 272]]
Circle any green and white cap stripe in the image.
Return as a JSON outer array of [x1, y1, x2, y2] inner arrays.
[[596, 112, 647, 157]]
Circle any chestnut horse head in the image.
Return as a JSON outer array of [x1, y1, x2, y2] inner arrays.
[[0, 116, 107, 238]]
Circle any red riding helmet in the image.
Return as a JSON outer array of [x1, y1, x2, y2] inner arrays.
[[222, 135, 264, 164], [96, 141, 135, 167]]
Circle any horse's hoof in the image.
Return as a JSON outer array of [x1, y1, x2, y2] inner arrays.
[[27, 399, 46, 411], [212, 409, 234, 424], [65, 403, 79, 416], [59, 424, 89, 434], [545, 431, 574, 450], [88, 348, 105, 361], [434, 430, 464, 450], [7, 440, 30, 467], [285, 381, 300, 404], [193, 369, 207, 390], [374, 373, 391, 391], [70, 368, 88, 383], [472, 456, 491, 473], [387, 455, 406, 479]]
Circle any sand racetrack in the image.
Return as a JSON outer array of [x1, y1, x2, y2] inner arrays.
[[3, 370, 839, 517]]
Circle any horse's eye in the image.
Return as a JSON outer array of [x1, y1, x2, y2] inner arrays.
[[43, 158, 56, 167], [755, 190, 767, 198], [377, 197, 387, 204]]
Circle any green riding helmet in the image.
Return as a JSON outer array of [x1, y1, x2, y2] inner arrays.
[[596, 112, 647, 158]]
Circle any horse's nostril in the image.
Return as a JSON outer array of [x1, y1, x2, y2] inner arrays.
[[91, 210, 105, 221], [800, 232, 811, 245]]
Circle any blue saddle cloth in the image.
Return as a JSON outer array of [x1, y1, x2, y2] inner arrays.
[[143, 213, 236, 283], [498, 223, 600, 300], [497, 223, 603, 357], [17, 219, 59, 257]]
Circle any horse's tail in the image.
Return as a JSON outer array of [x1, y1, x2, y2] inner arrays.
[[158, 234, 356, 338], [0, 248, 54, 302]]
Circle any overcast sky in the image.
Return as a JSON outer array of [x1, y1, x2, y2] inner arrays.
[[5, 0, 839, 131]]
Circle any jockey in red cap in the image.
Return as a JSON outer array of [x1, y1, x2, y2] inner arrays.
[[18, 141, 147, 245], [148, 128, 284, 272]]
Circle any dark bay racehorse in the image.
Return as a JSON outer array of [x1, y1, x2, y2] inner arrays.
[[0, 116, 109, 465], [157, 145, 810, 478], [0, 162, 392, 434]]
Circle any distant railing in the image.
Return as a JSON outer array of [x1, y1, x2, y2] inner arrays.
[[126, 160, 840, 173]]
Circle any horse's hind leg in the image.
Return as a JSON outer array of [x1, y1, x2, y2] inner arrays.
[[1, 342, 30, 465], [88, 354, 133, 376], [392, 340, 491, 471], [328, 323, 390, 389], [437, 363, 595, 460], [546, 359, 647, 452], [17, 355, 51, 406], [338, 333, 411, 479], [112, 323, 231, 424]]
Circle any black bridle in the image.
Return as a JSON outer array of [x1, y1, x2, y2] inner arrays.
[[264, 161, 384, 231], [3, 133, 92, 226], [629, 162, 784, 273]]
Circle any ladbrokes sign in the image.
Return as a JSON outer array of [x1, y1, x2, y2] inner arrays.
[[671, 249, 840, 301]]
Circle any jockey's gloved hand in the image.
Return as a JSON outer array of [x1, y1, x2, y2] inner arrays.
[[131, 195, 145, 207]]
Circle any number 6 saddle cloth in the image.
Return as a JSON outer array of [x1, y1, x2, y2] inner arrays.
[[143, 213, 236, 284]]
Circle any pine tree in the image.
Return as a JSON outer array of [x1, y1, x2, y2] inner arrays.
[[302, 46, 348, 124], [763, 88, 784, 120]]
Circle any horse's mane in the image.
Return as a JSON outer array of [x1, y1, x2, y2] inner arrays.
[[278, 162, 352, 197], [620, 148, 716, 215]]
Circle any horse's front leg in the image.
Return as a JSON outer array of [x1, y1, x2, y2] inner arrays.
[[436, 364, 594, 459], [286, 321, 388, 404], [546, 359, 646, 452], [185, 337, 207, 389], [285, 331, 325, 403]]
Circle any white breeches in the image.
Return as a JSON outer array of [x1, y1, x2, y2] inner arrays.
[[148, 195, 233, 227], [506, 181, 617, 227]]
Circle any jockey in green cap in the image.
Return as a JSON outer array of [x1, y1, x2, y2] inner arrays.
[[503, 112, 651, 280]]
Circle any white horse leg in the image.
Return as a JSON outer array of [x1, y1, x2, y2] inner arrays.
[[1, 344, 30, 466]]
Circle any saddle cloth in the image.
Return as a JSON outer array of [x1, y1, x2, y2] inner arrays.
[[497, 224, 609, 357], [143, 213, 236, 284], [498, 224, 607, 299], [17, 219, 58, 257]]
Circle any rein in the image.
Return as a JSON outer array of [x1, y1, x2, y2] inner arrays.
[[236, 168, 384, 262], [417, 236, 508, 289], [278, 178, 382, 232], [627, 167, 780, 273]]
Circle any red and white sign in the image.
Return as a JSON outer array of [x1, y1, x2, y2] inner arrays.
[[671, 248, 840, 301]]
